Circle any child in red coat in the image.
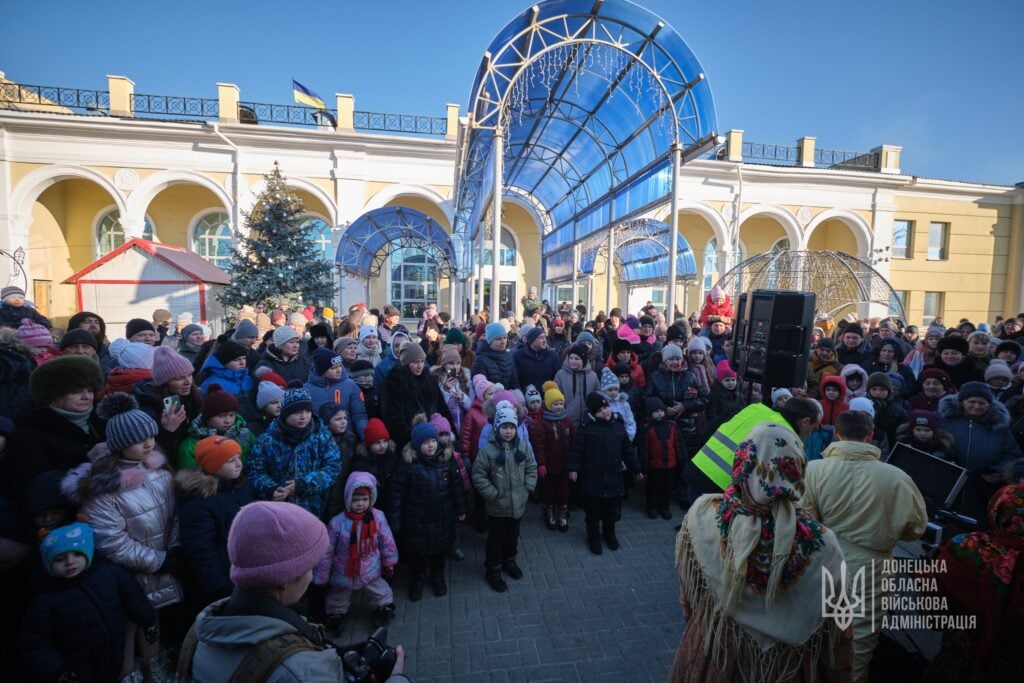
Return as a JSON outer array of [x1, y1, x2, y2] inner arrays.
[[638, 397, 685, 520], [699, 286, 735, 328], [819, 374, 849, 428], [529, 382, 576, 531]]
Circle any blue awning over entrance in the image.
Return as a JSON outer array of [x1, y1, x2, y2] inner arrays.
[[336, 206, 457, 280]]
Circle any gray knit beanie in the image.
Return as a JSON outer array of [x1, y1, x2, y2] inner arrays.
[[97, 393, 159, 453]]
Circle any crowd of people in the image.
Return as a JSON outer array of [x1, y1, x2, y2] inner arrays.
[[0, 279, 1022, 681]]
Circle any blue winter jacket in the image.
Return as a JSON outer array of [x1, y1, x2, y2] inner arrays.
[[246, 417, 342, 518], [303, 368, 368, 440], [199, 356, 258, 421], [938, 394, 1022, 473]]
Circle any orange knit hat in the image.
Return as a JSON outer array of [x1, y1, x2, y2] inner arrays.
[[195, 435, 242, 474]]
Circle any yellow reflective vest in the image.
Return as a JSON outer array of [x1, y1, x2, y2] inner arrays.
[[692, 403, 791, 490]]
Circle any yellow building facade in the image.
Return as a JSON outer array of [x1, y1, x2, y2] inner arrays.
[[0, 72, 1020, 329]]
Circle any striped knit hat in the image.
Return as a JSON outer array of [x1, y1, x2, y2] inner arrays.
[[97, 393, 158, 453]]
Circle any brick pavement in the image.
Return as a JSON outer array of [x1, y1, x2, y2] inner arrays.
[[334, 495, 686, 682]]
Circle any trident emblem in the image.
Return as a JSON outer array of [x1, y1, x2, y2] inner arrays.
[[821, 561, 866, 630]]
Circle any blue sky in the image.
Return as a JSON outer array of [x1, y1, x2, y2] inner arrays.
[[3, 0, 1021, 185]]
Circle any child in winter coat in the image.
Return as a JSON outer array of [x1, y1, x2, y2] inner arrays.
[[867, 372, 908, 451], [473, 401, 538, 593], [529, 383, 576, 532], [304, 347, 369, 438], [175, 435, 255, 610], [320, 404, 358, 521], [386, 418, 466, 601], [21, 523, 158, 683], [16, 319, 61, 365], [606, 338, 647, 389], [685, 337, 715, 394], [246, 384, 342, 519], [523, 384, 544, 429], [431, 412, 469, 561], [355, 325, 383, 366], [599, 367, 636, 442], [177, 383, 256, 469], [348, 359, 380, 421], [97, 342, 154, 400], [638, 397, 683, 520], [0, 285, 51, 329], [706, 359, 743, 433], [198, 340, 258, 423], [459, 374, 498, 464], [342, 418, 398, 509], [555, 344, 599, 427], [895, 410, 956, 459], [314, 472, 398, 632], [612, 362, 643, 418], [819, 374, 849, 429], [61, 393, 181, 681], [251, 379, 285, 437], [839, 364, 869, 399], [568, 393, 643, 555]]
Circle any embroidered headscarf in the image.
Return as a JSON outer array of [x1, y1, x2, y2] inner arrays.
[[937, 484, 1024, 664], [716, 422, 827, 613]]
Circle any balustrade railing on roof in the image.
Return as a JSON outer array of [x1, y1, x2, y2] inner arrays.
[[0, 82, 109, 114], [238, 101, 331, 128], [722, 139, 881, 171], [132, 93, 219, 120], [814, 147, 880, 170], [354, 110, 447, 136], [741, 141, 799, 165]]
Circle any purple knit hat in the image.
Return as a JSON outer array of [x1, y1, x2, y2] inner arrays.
[[228, 502, 329, 588], [17, 319, 52, 348], [151, 347, 195, 386], [429, 412, 451, 436]]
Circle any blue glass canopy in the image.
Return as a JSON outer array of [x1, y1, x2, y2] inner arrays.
[[547, 218, 696, 285], [336, 206, 456, 279], [453, 0, 718, 278]]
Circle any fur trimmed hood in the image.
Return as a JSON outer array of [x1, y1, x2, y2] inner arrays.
[[937, 393, 1011, 430], [400, 440, 453, 464], [62, 451, 167, 503], [174, 467, 220, 498]]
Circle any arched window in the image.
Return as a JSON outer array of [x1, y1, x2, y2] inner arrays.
[[390, 247, 438, 319], [193, 211, 233, 270], [97, 209, 154, 256], [702, 238, 745, 301], [299, 216, 332, 261], [766, 237, 790, 288], [481, 228, 517, 266]]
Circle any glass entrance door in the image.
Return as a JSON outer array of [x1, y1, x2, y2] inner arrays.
[[482, 281, 516, 317]]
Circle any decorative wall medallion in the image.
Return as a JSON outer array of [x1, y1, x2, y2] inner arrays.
[[721, 202, 735, 223], [114, 168, 139, 192], [224, 174, 248, 196], [797, 206, 813, 224]]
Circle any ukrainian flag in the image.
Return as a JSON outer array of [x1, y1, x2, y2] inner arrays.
[[292, 79, 326, 110]]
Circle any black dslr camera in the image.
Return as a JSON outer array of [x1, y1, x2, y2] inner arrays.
[[338, 627, 398, 682]]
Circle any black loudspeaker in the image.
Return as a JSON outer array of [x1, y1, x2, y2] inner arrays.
[[731, 289, 816, 389]]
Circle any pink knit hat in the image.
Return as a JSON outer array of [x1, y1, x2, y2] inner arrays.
[[151, 347, 195, 386], [228, 502, 329, 588], [616, 324, 641, 344], [17, 319, 52, 348], [472, 373, 493, 400], [429, 412, 451, 436]]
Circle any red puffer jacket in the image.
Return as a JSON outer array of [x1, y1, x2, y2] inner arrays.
[[529, 413, 576, 476], [458, 398, 489, 462]]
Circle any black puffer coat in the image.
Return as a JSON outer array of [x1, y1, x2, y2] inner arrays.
[[4, 407, 105, 497], [381, 364, 453, 449], [0, 342, 34, 422], [134, 379, 203, 458], [924, 357, 984, 390], [20, 559, 156, 683], [471, 346, 520, 390], [175, 469, 255, 604], [385, 443, 466, 555], [513, 345, 560, 394], [253, 345, 311, 386], [567, 413, 640, 498]]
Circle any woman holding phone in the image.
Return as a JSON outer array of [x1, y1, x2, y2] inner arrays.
[[135, 347, 203, 457], [432, 344, 473, 438]]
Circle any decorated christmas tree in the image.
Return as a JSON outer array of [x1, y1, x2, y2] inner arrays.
[[217, 162, 335, 311]]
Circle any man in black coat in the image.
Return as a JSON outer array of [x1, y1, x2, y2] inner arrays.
[[514, 327, 560, 393], [836, 325, 874, 368], [471, 322, 520, 390]]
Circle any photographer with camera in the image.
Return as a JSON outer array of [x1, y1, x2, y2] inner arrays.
[[181, 501, 408, 682]]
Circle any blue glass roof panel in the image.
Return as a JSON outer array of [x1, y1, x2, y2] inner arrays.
[[336, 206, 457, 279]]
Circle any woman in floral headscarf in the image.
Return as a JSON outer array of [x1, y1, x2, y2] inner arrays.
[[669, 423, 852, 682], [926, 484, 1024, 681]]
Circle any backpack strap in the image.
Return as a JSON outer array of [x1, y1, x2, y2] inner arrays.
[[176, 621, 201, 682], [229, 633, 326, 683]]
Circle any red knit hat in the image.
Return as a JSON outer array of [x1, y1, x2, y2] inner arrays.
[[254, 366, 288, 388], [195, 435, 242, 474], [364, 418, 389, 446], [202, 383, 240, 420]]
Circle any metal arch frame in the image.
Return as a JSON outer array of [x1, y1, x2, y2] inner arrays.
[[714, 250, 907, 322], [457, 0, 717, 317]]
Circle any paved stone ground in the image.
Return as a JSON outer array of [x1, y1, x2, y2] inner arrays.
[[334, 494, 685, 682]]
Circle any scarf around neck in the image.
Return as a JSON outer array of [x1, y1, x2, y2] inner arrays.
[[279, 419, 314, 446], [51, 405, 92, 433], [344, 509, 378, 579]]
